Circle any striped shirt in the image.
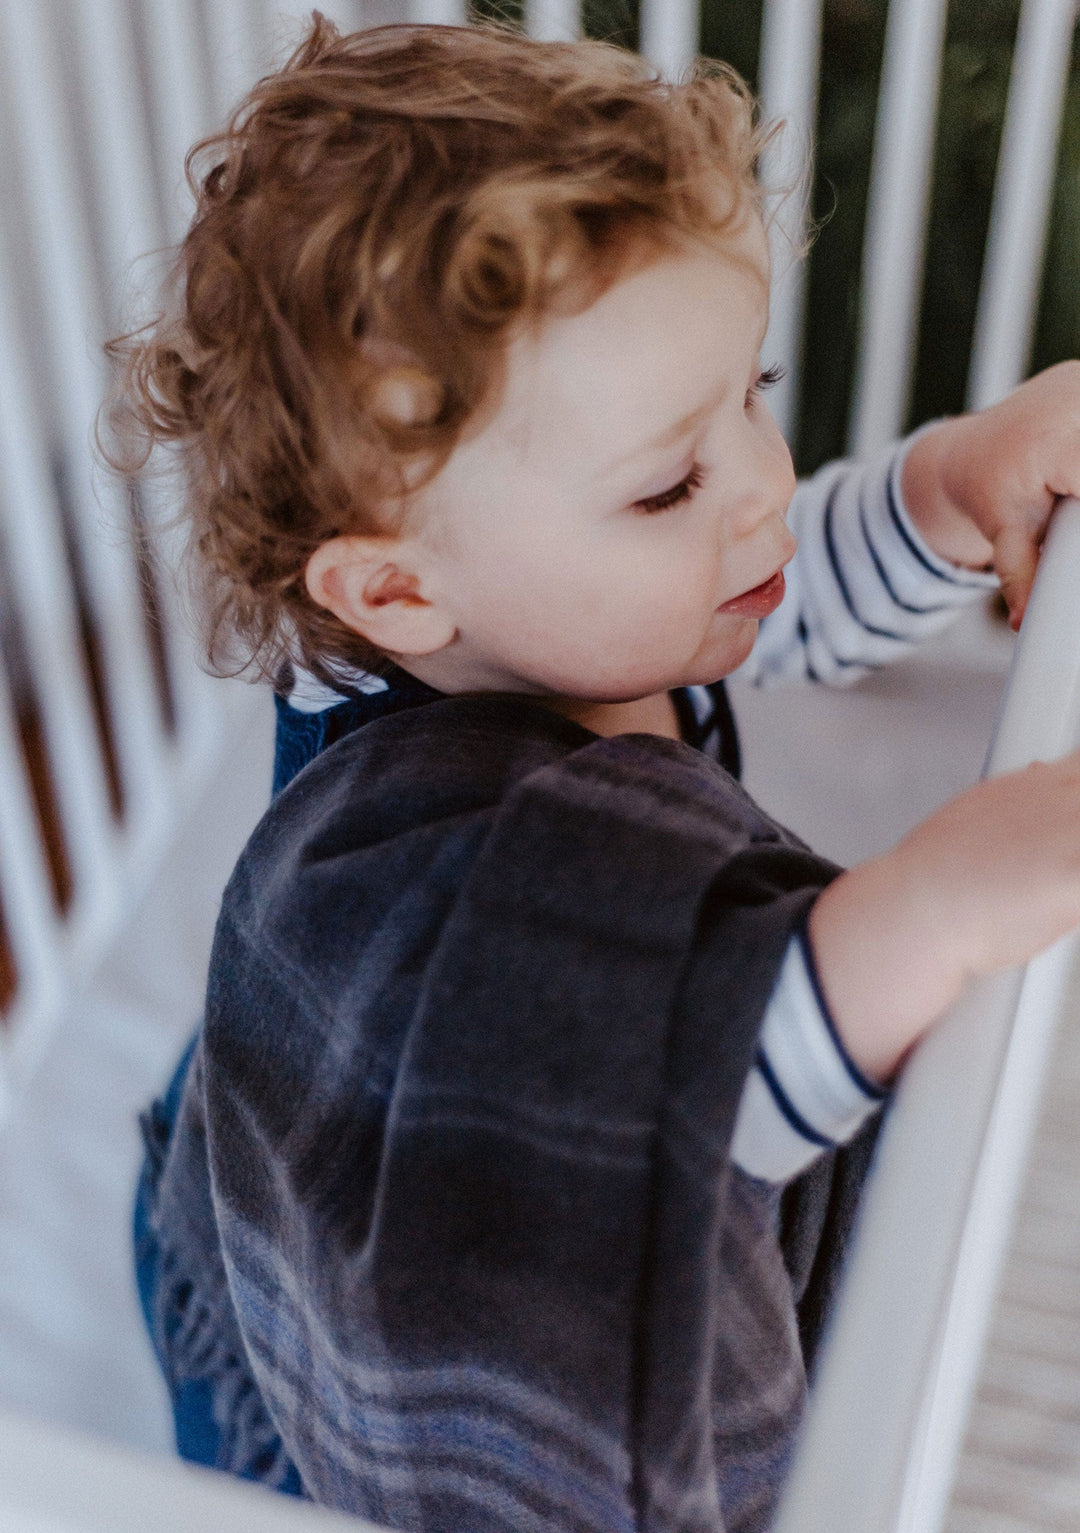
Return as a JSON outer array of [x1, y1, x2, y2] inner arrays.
[[283, 433, 998, 1184]]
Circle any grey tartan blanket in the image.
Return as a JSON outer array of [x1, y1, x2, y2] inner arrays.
[[143, 693, 876, 1532]]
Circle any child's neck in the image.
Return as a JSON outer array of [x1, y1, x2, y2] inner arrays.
[[541, 690, 682, 741]]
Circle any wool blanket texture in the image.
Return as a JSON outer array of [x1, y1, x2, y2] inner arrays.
[[142, 692, 879, 1533]]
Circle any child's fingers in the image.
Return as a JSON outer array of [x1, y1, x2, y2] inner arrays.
[[993, 521, 1042, 629]]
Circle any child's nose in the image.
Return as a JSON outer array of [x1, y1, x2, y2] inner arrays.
[[731, 428, 796, 538]]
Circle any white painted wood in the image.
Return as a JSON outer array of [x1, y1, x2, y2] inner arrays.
[[201, 0, 267, 117], [407, 0, 468, 24], [0, 232, 119, 920], [138, 0, 214, 239], [0, 0, 172, 840], [65, 0, 168, 327], [525, 0, 580, 43], [849, 0, 950, 458], [0, 660, 65, 1111], [966, 0, 1079, 412], [772, 499, 1080, 1533], [757, 0, 823, 444], [0, 1408, 384, 1533], [639, 0, 698, 82]]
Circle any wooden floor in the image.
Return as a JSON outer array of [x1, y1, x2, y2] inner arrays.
[[945, 957, 1080, 1532]]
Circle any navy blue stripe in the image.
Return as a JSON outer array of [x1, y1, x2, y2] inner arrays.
[[857, 499, 952, 616], [884, 470, 988, 588], [796, 922, 889, 1101], [797, 616, 882, 678], [797, 616, 822, 682], [823, 484, 909, 641], [754, 1048, 836, 1150]]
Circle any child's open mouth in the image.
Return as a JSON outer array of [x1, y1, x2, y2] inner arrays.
[[717, 568, 786, 618]]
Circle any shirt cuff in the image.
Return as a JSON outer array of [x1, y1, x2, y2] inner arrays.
[[730, 923, 887, 1183], [882, 427, 1000, 594]]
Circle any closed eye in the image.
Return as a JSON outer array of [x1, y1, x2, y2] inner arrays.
[[746, 363, 786, 407], [634, 461, 706, 514]]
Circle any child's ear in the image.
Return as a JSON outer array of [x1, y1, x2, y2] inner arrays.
[[304, 535, 456, 656]]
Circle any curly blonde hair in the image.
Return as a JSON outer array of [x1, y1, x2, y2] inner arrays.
[[104, 13, 770, 690]]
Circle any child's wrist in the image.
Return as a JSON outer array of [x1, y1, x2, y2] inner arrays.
[[900, 418, 996, 573], [806, 855, 963, 1084]]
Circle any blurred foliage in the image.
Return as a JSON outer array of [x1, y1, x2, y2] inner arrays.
[[469, 0, 1080, 474]]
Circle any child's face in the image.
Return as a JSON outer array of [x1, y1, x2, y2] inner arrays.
[[402, 220, 797, 703]]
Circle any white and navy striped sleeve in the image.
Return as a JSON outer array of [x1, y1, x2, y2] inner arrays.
[[739, 428, 1000, 688], [730, 923, 888, 1183]]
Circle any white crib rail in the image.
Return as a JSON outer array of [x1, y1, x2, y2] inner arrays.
[[772, 496, 1080, 1533]]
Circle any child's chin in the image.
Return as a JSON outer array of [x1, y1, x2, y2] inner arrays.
[[699, 619, 758, 681]]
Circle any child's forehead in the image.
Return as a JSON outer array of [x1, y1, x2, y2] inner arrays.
[[491, 229, 770, 460]]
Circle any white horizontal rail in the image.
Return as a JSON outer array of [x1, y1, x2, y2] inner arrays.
[[772, 497, 1080, 1533]]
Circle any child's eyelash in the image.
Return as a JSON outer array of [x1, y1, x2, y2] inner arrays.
[[748, 363, 786, 403], [633, 366, 784, 515], [635, 461, 706, 514]]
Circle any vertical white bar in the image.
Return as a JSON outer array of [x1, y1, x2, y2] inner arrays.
[[639, 0, 699, 82], [0, 252, 118, 914], [848, 0, 949, 459], [65, 0, 166, 333], [138, 0, 215, 239], [408, 0, 468, 22], [64, 0, 213, 757], [757, 0, 824, 444], [0, 0, 172, 834], [966, 0, 1078, 411], [201, 0, 266, 116], [0, 661, 66, 1053], [524, 0, 580, 42]]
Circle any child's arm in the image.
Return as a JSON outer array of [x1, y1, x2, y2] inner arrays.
[[808, 746, 1080, 1082], [901, 360, 1080, 629]]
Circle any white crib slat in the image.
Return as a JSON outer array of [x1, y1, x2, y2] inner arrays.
[[524, 0, 580, 43], [0, 660, 65, 1060], [201, 0, 269, 117], [66, 0, 168, 330], [966, 0, 1078, 412], [848, 0, 949, 459], [772, 499, 1080, 1533], [0, 265, 117, 916], [639, 0, 698, 82], [0, 0, 172, 836], [138, 0, 214, 241], [757, 0, 823, 444], [63, 0, 210, 753], [407, 0, 468, 23]]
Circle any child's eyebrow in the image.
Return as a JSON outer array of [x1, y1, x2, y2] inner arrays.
[[599, 310, 771, 478], [598, 387, 724, 477]]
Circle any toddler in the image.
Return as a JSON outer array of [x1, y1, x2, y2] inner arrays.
[[114, 17, 1080, 1533]]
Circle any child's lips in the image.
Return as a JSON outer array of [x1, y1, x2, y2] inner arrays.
[[717, 568, 786, 618]]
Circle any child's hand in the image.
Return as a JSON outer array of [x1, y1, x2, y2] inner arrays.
[[900, 361, 1080, 628], [807, 747, 1080, 1084]]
